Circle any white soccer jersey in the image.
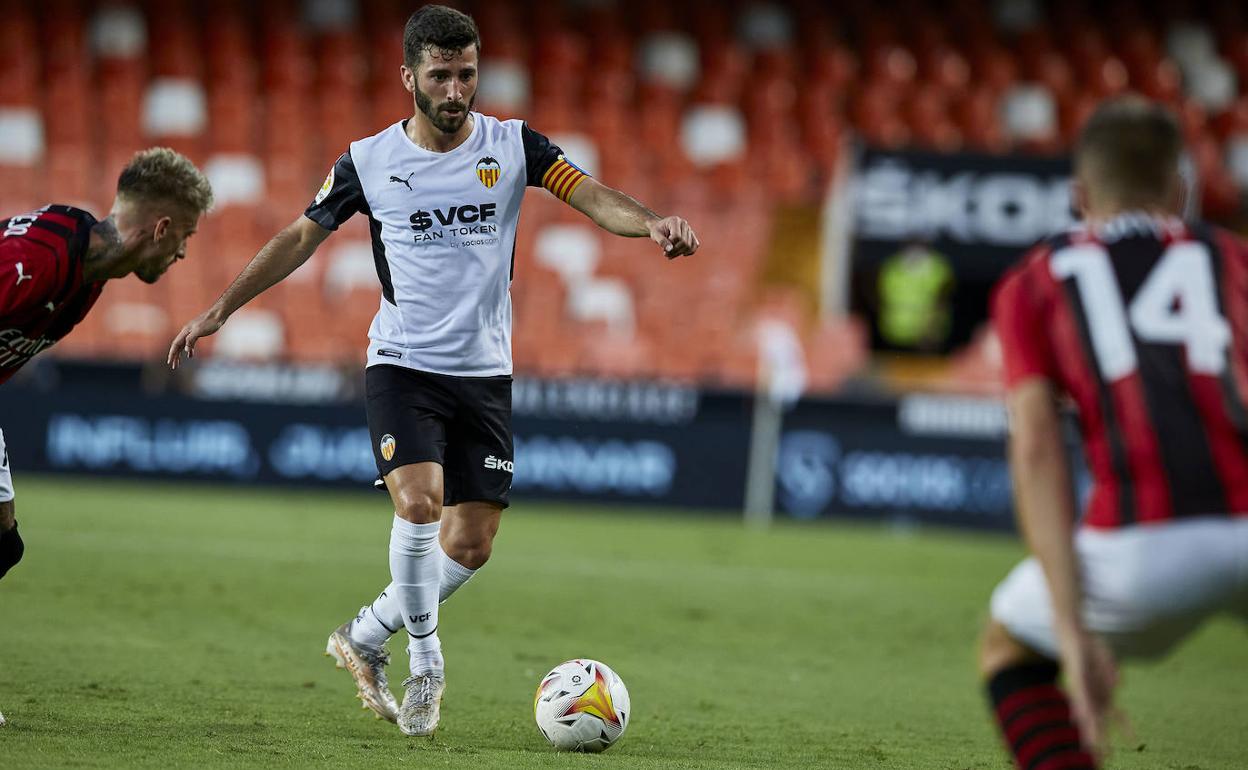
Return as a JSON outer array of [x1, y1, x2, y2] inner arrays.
[[305, 114, 589, 376]]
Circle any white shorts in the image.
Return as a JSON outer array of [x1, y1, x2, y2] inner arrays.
[[991, 517, 1248, 660], [0, 429, 12, 503]]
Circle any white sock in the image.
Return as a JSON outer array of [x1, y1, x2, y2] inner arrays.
[[348, 584, 401, 650], [352, 548, 483, 650], [440, 547, 478, 603], [389, 516, 443, 675]]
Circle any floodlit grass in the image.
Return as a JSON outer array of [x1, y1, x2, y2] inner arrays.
[[0, 477, 1242, 768]]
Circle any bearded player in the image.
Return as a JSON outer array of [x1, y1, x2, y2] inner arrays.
[[168, 5, 699, 736], [980, 98, 1248, 770]]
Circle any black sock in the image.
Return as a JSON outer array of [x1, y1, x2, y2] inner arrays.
[[986, 660, 1097, 770]]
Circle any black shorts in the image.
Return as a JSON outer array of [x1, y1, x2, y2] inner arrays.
[[365, 365, 513, 508]]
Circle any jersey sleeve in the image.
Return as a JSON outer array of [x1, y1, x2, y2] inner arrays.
[[304, 151, 370, 231], [991, 251, 1059, 389], [521, 123, 590, 203]]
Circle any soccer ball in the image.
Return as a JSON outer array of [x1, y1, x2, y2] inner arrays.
[[533, 659, 630, 752]]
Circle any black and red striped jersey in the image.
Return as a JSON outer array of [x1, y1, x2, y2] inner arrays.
[[993, 212, 1248, 528], [0, 205, 103, 384]]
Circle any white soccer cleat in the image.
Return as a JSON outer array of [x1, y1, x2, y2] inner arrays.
[[325, 620, 399, 723], [0, 710, 6, 727], [398, 672, 445, 736]]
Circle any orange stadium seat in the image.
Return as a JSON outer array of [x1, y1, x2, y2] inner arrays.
[[1025, 50, 1077, 100]]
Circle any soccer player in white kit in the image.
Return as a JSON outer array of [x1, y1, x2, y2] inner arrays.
[[168, 5, 698, 736], [980, 99, 1248, 769]]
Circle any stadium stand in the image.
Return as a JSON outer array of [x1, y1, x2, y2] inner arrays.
[[1, 0, 1246, 392]]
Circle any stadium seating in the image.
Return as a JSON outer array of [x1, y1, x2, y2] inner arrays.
[[1, 0, 1247, 394]]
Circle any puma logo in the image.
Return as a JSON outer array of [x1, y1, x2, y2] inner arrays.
[[14, 262, 31, 285], [389, 172, 415, 191]]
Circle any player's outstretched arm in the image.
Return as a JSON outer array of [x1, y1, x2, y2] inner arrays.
[[566, 178, 699, 258], [1007, 379, 1119, 757], [167, 216, 331, 368]]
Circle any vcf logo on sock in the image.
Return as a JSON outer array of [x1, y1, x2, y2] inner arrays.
[[409, 612, 432, 624]]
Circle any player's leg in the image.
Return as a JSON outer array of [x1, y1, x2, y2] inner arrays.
[[339, 500, 498, 657], [385, 460, 449, 735], [383, 461, 446, 671], [328, 366, 453, 727], [0, 429, 23, 582], [0, 501, 19, 581], [978, 613, 1097, 770], [980, 519, 1247, 769], [330, 462, 447, 729], [0, 430, 16, 728], [438, 501, 503, 601], [438, 373, 513, 603]]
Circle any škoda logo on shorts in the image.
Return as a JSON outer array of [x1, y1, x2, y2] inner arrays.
[[380, 434, 396, 462]]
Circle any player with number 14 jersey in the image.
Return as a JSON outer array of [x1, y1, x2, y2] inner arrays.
[[981, 99, 1248, 770], [994, 211, 1248, 525]]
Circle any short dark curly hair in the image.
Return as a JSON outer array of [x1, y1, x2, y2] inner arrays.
[[403, 5, 481, 68]]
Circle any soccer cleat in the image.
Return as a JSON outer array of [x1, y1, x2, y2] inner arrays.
[[397, 672, 445, 736], [325, 620, 399, 723], [0, 710, 6, 727]]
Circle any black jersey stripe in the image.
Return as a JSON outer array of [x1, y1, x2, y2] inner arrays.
[[1114, 233, 1228, 518], [1134, 342, 1229, 515], [28, 218, 74, 241], [1058, 278, 1137, 524], [368, 214, 396, 306], [38, 206, 95, 291]]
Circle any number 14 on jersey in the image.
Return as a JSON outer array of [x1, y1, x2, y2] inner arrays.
[[1052, 241, 1232, 380]]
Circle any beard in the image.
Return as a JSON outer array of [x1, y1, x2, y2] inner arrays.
[[136, 266, 162, 284], [136, 261, 169, 284], [414, 85, 474, 134]]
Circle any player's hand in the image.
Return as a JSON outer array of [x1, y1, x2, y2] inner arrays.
[[1059, 629, 1121, 759], [648, 216, 699, 259], [167, 309, 225, 370]]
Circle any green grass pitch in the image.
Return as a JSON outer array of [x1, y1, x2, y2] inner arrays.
[[0, 477, 1243, 769]]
